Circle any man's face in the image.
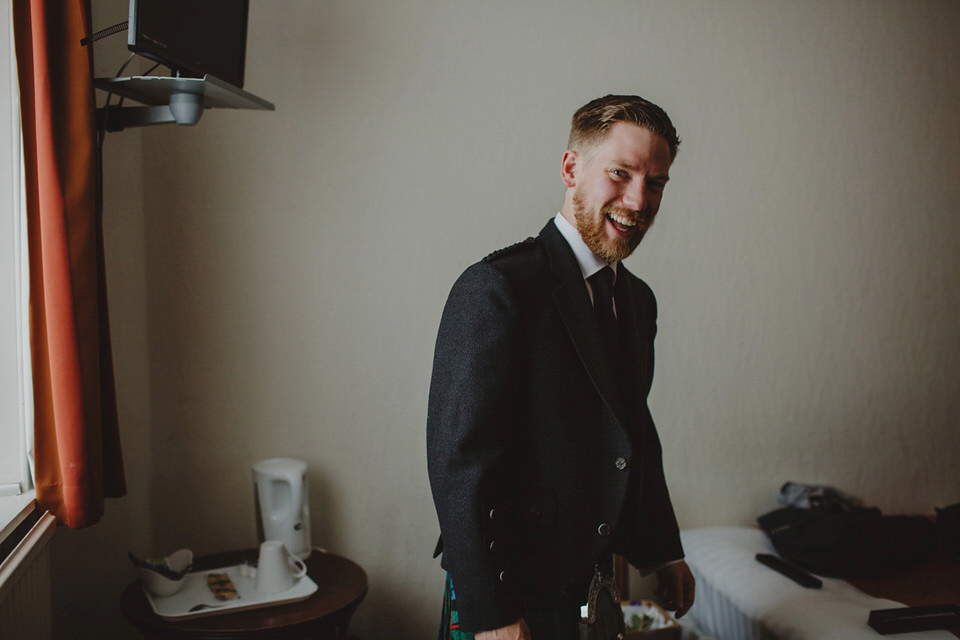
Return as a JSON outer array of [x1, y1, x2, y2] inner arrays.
[[563, 122, 672, 263]]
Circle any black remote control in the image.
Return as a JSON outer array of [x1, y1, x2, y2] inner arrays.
[[755, 553, 823, 588]]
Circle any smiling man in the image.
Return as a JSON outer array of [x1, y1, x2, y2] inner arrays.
[[565, 119, 671, 263], [428, 95, 694, 640]]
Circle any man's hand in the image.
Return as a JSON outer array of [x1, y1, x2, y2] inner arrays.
[[475, 618, 531, 640], [654, 560, 695, 618]]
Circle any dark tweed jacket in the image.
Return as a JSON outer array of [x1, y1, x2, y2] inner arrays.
[[427, 218, 683, 632]]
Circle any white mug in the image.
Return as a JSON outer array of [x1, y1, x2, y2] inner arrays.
[[255, 540, 307, 594]]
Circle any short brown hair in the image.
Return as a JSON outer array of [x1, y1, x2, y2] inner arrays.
[[569, 94, 680, 160]]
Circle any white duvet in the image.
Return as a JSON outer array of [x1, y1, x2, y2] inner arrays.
[[680, 526, 954, 640]]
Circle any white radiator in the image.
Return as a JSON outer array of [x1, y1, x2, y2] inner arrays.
[[0, 509, 56, 640]]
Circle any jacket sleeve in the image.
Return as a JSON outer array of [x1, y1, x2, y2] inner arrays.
[[635, 403, 685, 567], [426, 262, 524, 632]]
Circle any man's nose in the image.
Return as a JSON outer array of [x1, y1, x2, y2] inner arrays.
[[621, 181, 646, 212]]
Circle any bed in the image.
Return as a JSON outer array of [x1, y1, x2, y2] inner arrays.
[[680, 526, 959, 640]]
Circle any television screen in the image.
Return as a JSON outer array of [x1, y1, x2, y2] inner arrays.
[[128, 0, 249, 89]]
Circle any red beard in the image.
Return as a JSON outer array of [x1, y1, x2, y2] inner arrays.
[[572, 190, 653, 263]]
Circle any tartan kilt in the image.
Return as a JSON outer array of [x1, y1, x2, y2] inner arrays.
[[437, 573, 581, 640], [438, 573, 474, 640]]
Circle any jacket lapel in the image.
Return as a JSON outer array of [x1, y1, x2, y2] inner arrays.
[[614, 267, 652, 420], [539, 221, 628, 428]]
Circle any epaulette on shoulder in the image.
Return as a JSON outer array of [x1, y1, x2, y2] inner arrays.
[[482, 236, 537, 263]]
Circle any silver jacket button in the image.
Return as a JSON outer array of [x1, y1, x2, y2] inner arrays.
[[598, 523, 611, 536], [615, 457, 628, 470]]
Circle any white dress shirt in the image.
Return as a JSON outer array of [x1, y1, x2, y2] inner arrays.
[[553, 213, 617, 308]]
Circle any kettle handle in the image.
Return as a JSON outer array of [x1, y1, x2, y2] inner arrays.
[[286, 468, 304, 525]]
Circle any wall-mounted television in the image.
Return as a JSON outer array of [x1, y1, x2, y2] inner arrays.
[[127, 0, 250, 89]]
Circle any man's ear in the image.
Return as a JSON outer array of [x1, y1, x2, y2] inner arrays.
[[560, 150, 579, 188]]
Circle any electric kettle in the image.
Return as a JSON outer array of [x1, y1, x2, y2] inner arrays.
[[252, 458, 312, 559]]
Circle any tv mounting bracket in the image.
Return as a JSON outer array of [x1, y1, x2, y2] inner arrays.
[[94, 74, 275, 132]]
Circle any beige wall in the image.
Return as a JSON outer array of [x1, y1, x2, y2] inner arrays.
[[53, 1, 960, 637]]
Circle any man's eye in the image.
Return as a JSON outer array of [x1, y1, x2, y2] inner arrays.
[[610, 169, 628, 179]]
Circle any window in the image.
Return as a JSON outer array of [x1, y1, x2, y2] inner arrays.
[[0, 4, 32, 498]]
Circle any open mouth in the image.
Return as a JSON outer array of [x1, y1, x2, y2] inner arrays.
[[606, 211, 638, 235]]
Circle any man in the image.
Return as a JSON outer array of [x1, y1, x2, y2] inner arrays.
[[427, 95, 695, 640]]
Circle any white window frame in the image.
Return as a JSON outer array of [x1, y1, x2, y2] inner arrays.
[[0, 2, 33, 501]]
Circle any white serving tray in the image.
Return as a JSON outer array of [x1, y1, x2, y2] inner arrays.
[[144, 564, 318, 621]]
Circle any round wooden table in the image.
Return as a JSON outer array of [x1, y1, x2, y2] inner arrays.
[[121, 549, 367, 639]]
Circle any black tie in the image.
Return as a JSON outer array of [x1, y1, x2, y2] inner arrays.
[[589, 267, 621, 368]]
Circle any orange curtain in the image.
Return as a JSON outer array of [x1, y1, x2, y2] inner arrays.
[[13, 0, 125, 528]]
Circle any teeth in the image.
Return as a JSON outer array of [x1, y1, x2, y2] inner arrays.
[[607, 213, 636, 227]]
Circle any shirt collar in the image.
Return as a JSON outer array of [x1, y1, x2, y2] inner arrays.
[[553, 213, 618, 281]]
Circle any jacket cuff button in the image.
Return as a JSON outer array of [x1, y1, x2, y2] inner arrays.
[[499, 571, 508, 582], [598, 523, 611, 537]]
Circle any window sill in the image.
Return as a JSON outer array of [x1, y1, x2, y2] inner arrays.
[[0, 490, 37, 545]]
